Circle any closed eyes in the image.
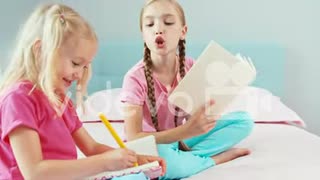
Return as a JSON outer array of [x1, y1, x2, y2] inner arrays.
[[72, 61, 88, 69], [145, 21, 175, 27], [146, 23, 154, 27], [164, 22, 174, 25], [72, 61, 80, 66]]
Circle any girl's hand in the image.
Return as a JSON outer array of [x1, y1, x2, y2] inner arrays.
[[184, 100, 218, 137], [137, 155, 166, 175], [102, 148, 137, 171]]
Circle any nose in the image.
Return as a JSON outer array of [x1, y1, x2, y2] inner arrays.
[[156, 31, 163, 35], [72, 70, 82, 80], [154, 22, 164, 35]]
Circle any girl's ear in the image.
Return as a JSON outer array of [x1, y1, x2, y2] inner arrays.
[[180, 25, 188, 40], [32, 40, 42, 61]]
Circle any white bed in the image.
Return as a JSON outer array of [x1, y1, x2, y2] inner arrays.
[[185, 123, 320, 180], [76, 86, 320, 180], [79, 122, 320, 180]]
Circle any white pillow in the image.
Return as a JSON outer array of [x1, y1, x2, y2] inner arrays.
[[78, 86, 305, 127], [223, 86, 305, 127], [77, 88, 124, 121]]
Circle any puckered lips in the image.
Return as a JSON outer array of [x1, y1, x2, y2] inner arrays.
[[155, 36, 165, 48]]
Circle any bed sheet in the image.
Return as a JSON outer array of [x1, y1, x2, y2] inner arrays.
[[184, 123, 320, 180], [79, 123, 320, 180]]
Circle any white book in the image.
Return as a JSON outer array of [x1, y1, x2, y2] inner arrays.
[[168, 41, 256, 116], [125, 135, 158, 157], [87, 135, 162, 180]]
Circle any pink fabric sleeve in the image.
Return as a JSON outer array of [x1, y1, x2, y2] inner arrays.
[[1, 92, 39, 143], [72, 115, 83, 133], [185, 56, 195, 69], [63, 100, 83, 134], [121, 73, 146, 105]]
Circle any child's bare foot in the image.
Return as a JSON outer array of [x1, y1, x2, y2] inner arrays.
[[211, 148, 250, 165]]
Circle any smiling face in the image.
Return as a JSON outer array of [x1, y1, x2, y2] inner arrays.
[[55, 36, 97, 94], [141, 0, 187, 56]]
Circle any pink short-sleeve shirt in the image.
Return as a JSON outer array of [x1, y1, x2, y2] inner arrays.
[[121, 57, 195, 132], [0, 81, 82, 180]]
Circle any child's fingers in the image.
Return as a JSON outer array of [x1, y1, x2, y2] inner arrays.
[[140, 156, 167, 175], [206, 116, 217, 124], [127, 154, 138, 166], [125, 148, 137, 156], [137, 155, 150, 164], [207, 99, 215, 106], [121, 148, 137, 165], [193, 99, 215, 120], [204, 99, 215, 112], [159, 158, 167, 175]]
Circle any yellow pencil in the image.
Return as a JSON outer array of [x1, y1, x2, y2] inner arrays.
[[98, 112, 138, 167]]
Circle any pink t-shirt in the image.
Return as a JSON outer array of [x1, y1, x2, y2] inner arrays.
[[121, 57, 195, 132], [0, 81, 82, 180]]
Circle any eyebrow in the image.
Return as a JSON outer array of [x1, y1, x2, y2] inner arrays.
[[73, 57, 85, 62], [144, 13, 175, 19]]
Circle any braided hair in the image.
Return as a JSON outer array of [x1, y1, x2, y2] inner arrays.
[[143, 39, 186, 131]]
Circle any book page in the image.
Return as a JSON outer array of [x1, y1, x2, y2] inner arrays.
[[168, 41, 256, 116], [125, 135, 158, 156]]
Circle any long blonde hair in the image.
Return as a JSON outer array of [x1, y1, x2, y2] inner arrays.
[[0, 4, 97, 112], [140, 0, 187, 131]]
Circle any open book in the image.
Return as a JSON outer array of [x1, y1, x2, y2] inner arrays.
[[168, 41, 256, 116], [87, 135, 162, 180]]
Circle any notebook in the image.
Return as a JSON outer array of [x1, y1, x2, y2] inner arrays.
[[87, 135, 162, 180], [168, 41, 256, 116]]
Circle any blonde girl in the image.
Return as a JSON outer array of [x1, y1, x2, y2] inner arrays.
[[0, 4, 164, 180]]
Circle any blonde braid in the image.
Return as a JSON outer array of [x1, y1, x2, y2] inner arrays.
[[143, 43, 159, 131]]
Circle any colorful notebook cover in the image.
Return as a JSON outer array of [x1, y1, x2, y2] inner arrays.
[[88, 161, 162, 180]]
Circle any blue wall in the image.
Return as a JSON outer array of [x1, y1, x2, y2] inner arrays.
[[0, 0, 319, 135]]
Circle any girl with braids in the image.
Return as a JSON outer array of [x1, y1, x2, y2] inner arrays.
[[0, 4, 164, 180], [121, 0, 254, 179]]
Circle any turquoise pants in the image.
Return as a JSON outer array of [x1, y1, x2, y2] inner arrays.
[[158, 111, 254, 180], [111, 172, 149, 180]]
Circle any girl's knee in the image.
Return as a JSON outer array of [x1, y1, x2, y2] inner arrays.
[[157, 144, 214, 179], [237, 111, 254, 128], [232, 111, 254, 137], [160, 156, 213, 180], [222, 111, 254, 137]]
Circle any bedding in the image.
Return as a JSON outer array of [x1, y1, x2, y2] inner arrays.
[[184, 123, 320, 180], [77, 88, 123, 121], [78, 123, 320, 180], [77, 86, 305, 127]]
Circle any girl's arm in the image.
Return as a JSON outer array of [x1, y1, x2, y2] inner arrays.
[[72, 127, 114, 156], [74, 126, 167, 175], [9, 126, 137, 180], [123, 104, 189, 144], [124, 102, 217, 144]]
